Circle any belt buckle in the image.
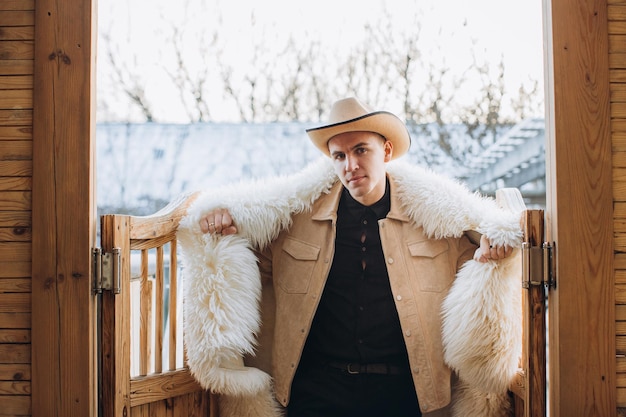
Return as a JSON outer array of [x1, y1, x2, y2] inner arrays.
[[346, 363, 360, 374]]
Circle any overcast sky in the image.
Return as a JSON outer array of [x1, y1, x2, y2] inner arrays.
[[97, 0, 545, 122]]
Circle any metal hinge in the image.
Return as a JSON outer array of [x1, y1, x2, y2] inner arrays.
[[92, 247, 121, 294], [522, 241, 556, 289]]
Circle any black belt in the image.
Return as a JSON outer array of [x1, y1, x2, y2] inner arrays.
[[326, 361, 409, 375]]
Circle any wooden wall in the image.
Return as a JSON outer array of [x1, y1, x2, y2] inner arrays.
[[612, 0, 626, 414], [0, 1, 33, 416]]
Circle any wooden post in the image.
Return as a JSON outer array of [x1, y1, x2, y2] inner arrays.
[[522, 209, 547, 417]]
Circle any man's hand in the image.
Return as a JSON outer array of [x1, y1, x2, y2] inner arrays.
[[199, 208, 238, 235], [474, 234, 513, 263]]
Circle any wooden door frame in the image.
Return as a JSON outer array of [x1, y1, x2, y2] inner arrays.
[[31, 0, 97, 415], [543, 0, 616, 415], [27, 0, 617, 415]]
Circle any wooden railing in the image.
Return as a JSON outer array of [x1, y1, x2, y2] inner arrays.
[[100, 192, 213, 416]]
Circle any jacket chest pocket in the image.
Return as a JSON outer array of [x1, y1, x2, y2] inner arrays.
[[407, 239, 453, 292], [275, 237, 320, 294]]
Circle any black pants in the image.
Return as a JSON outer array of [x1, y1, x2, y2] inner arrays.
[[287, 364, 421, 417]]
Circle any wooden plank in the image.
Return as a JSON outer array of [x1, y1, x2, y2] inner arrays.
[[615, 119, 626, 132], [0, 59, 32, 75], [0, 226, 31, 242], [616, 234, 626, 252], [0, 40, 33, 59], [0, 329, 29, 343], [0, 395, 30, 415], [0, 380, 29, 395], [546, 0, 615, 415], [0, 160, 31, 175], [155, 246, 164, 374], [0, 26, 33, 41], [0, 11, 34, 26], [611, 52, 626, 69], [0, 344, 30, 363], [0, 177, 32, 191], [616, 201, 626, 217], [609, 21, 626, 35], [0, 242, 28, 262], [0, 89, 31, 109], [619, 335, 626, 354], [129, 370, 202, 407], [0, 190, 31, 210], [522, 209, 546, 417], [0, 262, 30, 278], [0, 278, 30, 292], [612, 35, 626, 53], [139, 249, 152, 376], [619, 387, 626, 407], [0, 313, 29, 328], [0, 109, 31, 125], [0, 125, 31, 139], [100, 215, 132, 416], [0, 1, 35, 11], [0, 140, 31, 160], [0, 293, 30, 312], [0, 363, 30, 380], [613, 84, 626, 101], [616, 253, 626, 269], [618, 321, 626, 335], [169, 241, 178, 370], [32, 5, 97, 414], [609, 5, 626, 20], [129, 192, 198, 239], [0, 211, 30, 227], [618, 283, 626, 304], [614, 102, 626, 117], [0, 75, 32, 89], [614, 132, 626, 151]]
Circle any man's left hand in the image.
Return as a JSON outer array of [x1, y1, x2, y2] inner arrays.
[[474, 234, 514, 263]]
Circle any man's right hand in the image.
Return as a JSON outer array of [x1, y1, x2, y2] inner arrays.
[[199, 208, 238, 235]]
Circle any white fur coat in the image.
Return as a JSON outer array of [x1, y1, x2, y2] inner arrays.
[[177, 157, 523, 417]]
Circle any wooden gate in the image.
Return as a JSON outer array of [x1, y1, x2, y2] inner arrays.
[[98, 193, 215, 417], [498, 188, 548, 417]]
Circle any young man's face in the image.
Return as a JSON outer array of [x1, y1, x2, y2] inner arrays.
[[328, 131, 393, 206]]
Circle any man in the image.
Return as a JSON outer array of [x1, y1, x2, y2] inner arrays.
[[179, 98, 522, 417]]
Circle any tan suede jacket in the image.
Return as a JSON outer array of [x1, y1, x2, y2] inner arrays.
[[254, 175, 476, 414]]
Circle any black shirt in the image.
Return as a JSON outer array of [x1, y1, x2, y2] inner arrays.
[[300, 181, 410, 367]]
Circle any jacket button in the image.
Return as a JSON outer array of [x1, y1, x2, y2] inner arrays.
[[405, 330, 412, 337], [387, 257, 394, 264], [396, 295, 402, 301], [423, 404, 429, 411], [412, 367, 420, 374]]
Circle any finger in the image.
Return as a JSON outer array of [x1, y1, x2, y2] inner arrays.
[[200, 216, 213, 234], [222, 225, 238, 236]]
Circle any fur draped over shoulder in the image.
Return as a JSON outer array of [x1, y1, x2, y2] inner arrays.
[[177, 157, 523, 417]]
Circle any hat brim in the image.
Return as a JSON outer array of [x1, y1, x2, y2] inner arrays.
[[306, 111, 411, 160]]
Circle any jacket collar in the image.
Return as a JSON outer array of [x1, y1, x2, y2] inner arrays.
[[310, 172, 411, 223]]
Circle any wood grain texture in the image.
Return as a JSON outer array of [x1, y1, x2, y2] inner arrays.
[[31, 0, 97, 415], [546, 0, 616, 415]]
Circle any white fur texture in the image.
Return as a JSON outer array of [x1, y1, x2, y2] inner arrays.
[[451, 379, 512, 417], [442, 252, 522, 394], [178, 231, 271, 395], [178, 157, 523, 417]]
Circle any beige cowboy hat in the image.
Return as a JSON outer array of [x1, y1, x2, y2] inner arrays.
[[306, 97, 411, 160]]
